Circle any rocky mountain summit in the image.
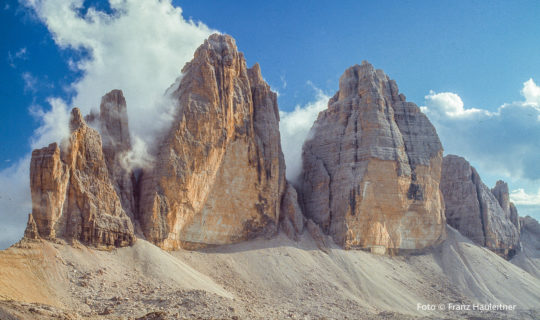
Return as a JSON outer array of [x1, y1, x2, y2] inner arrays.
[[299, 61, 446, 253], [138, 35, 288, 250], [440, 155, 521, 258]]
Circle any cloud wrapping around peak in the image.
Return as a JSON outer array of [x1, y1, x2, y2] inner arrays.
[[23, 0, 215, 150], [280, 85, 330, 182], [0, 0, 215, 248]]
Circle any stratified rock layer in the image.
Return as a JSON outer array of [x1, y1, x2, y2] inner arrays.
[[300, 61, 446, 251], [27, 108, 135, 247], [440, 155, 520, 258], [139, 34, 286, 250]]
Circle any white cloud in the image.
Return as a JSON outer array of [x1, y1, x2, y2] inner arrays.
[[522, 78, 540, 107], [0, 0, 215, 248], [423, 90, 490, 118], [280, 84, 330, 182], [511, 188, 540, 206]]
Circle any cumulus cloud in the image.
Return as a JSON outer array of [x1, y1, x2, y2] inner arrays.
[[422, 79, 540, 220], [422, 90, 491, 118], [522, 78, 540, 107], [0, 0, 215, 248], [280, 84, 330, 182], [511, 188, 540, 206]]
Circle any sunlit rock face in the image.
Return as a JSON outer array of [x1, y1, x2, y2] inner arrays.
[[138, 34, 287, 250], [440, 155, 520, 259], [27, 108, 135, 247], [300, 61, 446, 252]]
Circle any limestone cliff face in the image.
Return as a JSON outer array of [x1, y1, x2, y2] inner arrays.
[[279, 183, 305, 241], [440, 155, 520, 258], [139, 34, 287, 250], [98, 90, 136, 220], [492, 180, 520, 230], [27, 108, 135, 247], [300, 62, 446, 251]]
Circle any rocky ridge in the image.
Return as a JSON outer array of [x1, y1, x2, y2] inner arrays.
[[440, 155, 520, 258], [22, 34, 530, 260], [299, 61, 446, 252]]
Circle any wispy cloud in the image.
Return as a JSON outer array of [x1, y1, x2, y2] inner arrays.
[[21, 72, 37, 92], [280, 74, 287, 89], [7, 47, 28, 68]]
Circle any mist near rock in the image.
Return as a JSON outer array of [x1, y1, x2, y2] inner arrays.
[[23, 0, 215, 159], [0, 0, 215, 249]]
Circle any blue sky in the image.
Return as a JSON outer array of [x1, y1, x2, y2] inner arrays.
[[1, 0, 539, 247]]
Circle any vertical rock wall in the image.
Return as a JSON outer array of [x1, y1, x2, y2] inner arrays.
[[300, 62, 446, 251]]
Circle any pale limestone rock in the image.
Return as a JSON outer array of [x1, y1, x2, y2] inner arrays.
[[441, 155, 520, 258], [306, 219, 329, 253], [280, 183, 305, 241], [139, 34, 287, 250], [511, 216, 540, 277], [98, 90, 136, 220], [26, 108, 135, 247], [29, 142, 69, 239], [300, 62, 446, 251], [23, 213, 39, 240], [491, 180, 520, 230]]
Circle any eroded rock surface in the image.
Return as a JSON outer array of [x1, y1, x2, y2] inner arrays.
[[26, 108, 135, 247], [492, 180, 520, 230], [139, 34, 287, 250], [300, 61, 446, 252], [280, 183, 305, 241], [98, 90, 136, 220], [440, 155, 520, 258]]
